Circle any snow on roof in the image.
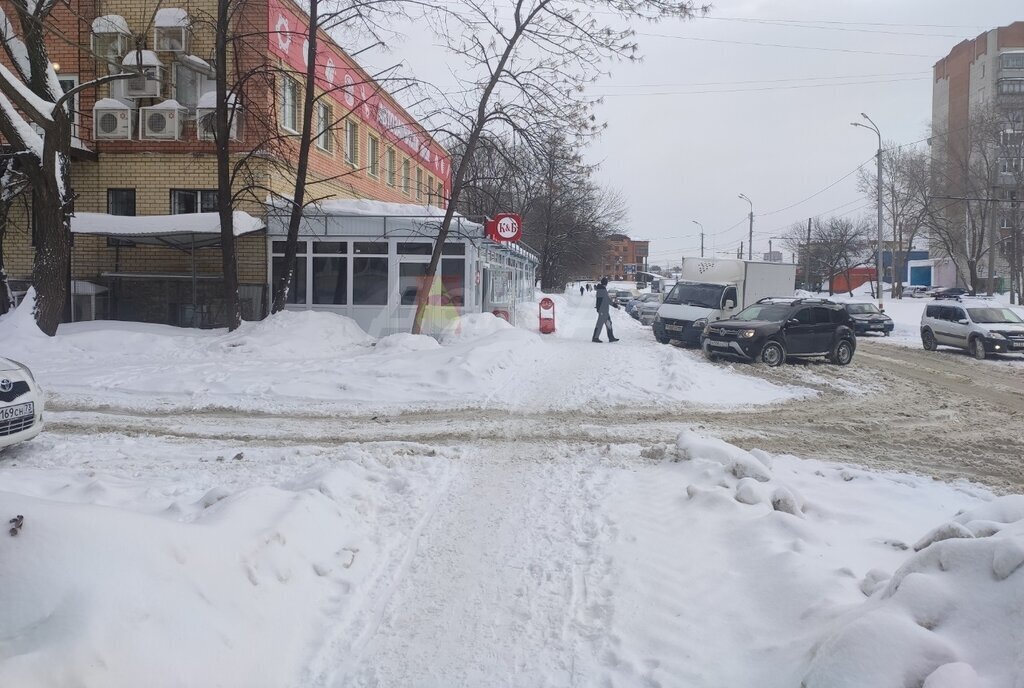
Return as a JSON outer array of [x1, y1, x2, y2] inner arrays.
[[72, 212, 264, 238], [147, 99, 184, 110], [197, 91, 238, 109], [155, 8, 189, 27], [93, 98, 130, 110], [92, 14, 130, 34], [122, 50, 162, 67], [314, 198, 451, 218], [178, 54, 212, 75]]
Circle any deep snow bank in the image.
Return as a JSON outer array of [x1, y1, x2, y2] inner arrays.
[[0, 448, 450, 687]]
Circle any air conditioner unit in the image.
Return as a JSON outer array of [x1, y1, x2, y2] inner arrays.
[[94, 108, 132, 139], [196, 108, 239, 141], [140, 105, 183, 140], [155, 26, 188, 52], [124, 67, 162, 99]]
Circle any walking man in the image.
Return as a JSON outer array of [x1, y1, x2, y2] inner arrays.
[[593, 277, 620, 343], [580, 285, 585, 296]]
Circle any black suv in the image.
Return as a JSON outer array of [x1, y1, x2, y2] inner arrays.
[[701, 298, 857, 367]]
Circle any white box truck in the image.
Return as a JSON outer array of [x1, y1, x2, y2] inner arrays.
[[652, 258, 797, 345]]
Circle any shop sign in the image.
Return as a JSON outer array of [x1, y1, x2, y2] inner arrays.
[[486, 213, 523, 242]]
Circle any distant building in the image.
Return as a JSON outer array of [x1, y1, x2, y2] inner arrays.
[[931, 21, 1024, 291], [594, 233, 649, 280]]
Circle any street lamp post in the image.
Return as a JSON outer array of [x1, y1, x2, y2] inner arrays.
[[692, 220, 704, 257], [738, 194, 753, 260], [851, 113, 884, 310]]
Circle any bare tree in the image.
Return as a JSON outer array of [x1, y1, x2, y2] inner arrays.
[[409, 0, 707, 333], [858, 142, 928, 298], [783, 216, 870, 295], [0, 0, 140, 333]]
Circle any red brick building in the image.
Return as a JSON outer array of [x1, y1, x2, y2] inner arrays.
[[594, 233, 649, 280]]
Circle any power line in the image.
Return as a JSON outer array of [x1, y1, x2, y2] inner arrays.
[[636, 32, 937, 58], [694, 16, 989, 30], [589, 71, 926, 89], [589, 76, 928, 98], [694, 17, 970, 39], [759, 156, 875, 218]]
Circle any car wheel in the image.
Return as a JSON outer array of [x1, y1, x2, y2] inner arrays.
[[831, 339, 854, 366], [922, 329, 937, 351], [656, 336, 670, 344], [760, 340, 786, 367], [970, 336, 986, 360], [703, 349, 719, 362]]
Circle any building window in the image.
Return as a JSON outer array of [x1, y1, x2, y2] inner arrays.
[[352, 242, 388, 305], [426, 174, 434, 204], [386, 147, 396, 187], [58, 76, 79, 138], [171, 189, 218, 214], [311, 241, 347, 304], [345, 119, 358, 165], [316, 102, 333, 152], [280, 75, 298, 131], [998, 79, 1024, 95], [1001, 53, 1024, 70], [107, 189, 136, 216], [367, 134, 380, 177], [416, 168, 423, 201], [435, 182, 444, 206], [402, 158, 411, 195], [271, 240, 307, 305]]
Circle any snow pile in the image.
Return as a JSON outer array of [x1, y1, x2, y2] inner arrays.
[[373, 332, 441, 354], [0, 445, 450, 687], [802, 496, 1024, 688], [216, 309, 374, 357], [439, 311, 515, 344], [593, 430, 1000, 686]]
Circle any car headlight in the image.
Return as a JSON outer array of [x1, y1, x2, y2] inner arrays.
[[702, 323, 711, 336], [693, 318, 707, 329], [989, 332, 1006, 340], [740, 329, 756, 339], [654, 315, 662, 324]]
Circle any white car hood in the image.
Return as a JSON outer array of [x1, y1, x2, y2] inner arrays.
[[0, 357, 22, 372], [658, 303, 715, 321]]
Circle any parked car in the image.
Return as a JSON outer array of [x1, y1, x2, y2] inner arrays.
[[0, 357, 43, 449], [931, 287, 970, 300], [904, 286, 931, 298], [612, 289, 637, 307], [702, 297, 857, 367], [920, 298, 1024, 359], [627, 293, 661, 319], [637, 294, 665, 325], [843, 302, 894, 336]]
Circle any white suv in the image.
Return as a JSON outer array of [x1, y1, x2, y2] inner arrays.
[[0, 357, 43, 448], [920, 298, 1024, 359]]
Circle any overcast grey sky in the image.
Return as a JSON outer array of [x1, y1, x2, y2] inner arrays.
[[366, 0, 1020, 267]]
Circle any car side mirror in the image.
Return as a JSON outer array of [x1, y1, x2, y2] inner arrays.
[[787, 318, 801, 326], [724, 299, 735, 310], [958, 318, 969, 325]]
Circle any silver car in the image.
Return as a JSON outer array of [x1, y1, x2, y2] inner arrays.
[[0, 357, 43, 449], [920, 298, 1024, 359]]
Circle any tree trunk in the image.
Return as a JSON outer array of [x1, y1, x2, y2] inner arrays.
[[31, 181, 71, 335], [0, 199, 12, 316], [272, 0, 319, 314], [215, 0, 241, 330]]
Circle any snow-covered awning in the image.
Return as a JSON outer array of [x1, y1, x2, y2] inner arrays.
[[92, 14, 130, 34], [71, 212, 264, 249], [178, 54, 213, 77], [155, 8, 189, 26]]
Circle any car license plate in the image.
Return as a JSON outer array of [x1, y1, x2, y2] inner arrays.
[[0, 402, 33, 421], [709, 340, 729, 347], [1012, 342, 1024, 349], [870, 324, 884, 329], [666, 325, 683, 332]]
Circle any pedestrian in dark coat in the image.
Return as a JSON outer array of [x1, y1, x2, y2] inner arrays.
[[580, 285, 585, 296], [592, 278, 620, 343]]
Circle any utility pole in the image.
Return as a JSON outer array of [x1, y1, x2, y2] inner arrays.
[[692, 219, 704, 258], [738, 194, 753, 260], [805, 217, 812, 291], [768, 238, 773, 261], [852, 113, 885, 310], [738, 241, 743, 259], [987, 188, 998, 295]]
